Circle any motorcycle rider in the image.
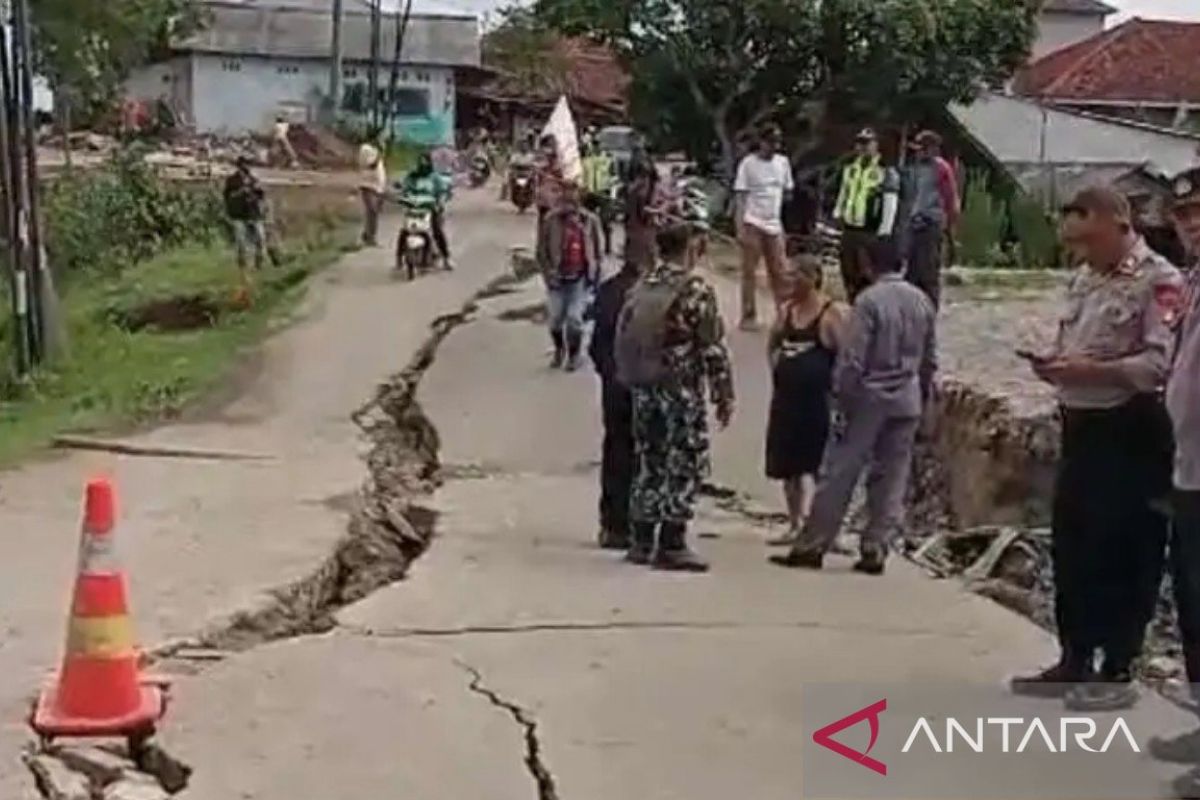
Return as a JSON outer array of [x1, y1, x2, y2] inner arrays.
[[505, 135, 537, 205], [399, 152, 454, 270]]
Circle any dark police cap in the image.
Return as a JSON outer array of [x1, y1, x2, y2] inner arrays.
[[1172, 167, 1200, 208]]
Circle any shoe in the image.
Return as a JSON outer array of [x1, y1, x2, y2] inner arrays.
[[739, 317, 760, 332], [853, 554, 886, 576], [769, 549, 824, 570], [1009, 659, 1093, 698], [1150, 729, 1200, 765], [550, 331, 565, 369], [598, 527, 631, 551], [1065, 677, 1139, 712], [767, 528, 801, 547], [443, 258, 454, 271], [1171, 767, 1200, 799], [565, 333, 583, 372], [626, 523, 655, 565], [653, 522, 710, 573]]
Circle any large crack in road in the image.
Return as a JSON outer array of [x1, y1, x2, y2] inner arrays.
[[24, 272, 523, 800]]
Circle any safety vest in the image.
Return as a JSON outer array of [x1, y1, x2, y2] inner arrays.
[[837, 156, 885, 229], [582, 153, 615, 195]]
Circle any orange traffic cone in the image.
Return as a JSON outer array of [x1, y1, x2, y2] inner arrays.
[[31, 478, 165, 740]]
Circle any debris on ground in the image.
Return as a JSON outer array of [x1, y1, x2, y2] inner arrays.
[[25, 741, 189, 800]]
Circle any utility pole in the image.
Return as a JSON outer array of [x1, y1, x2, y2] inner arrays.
[[383, 0, 414, 141], [15, 0, 44, 362], [327, 0, 344, 123], [368, 0, 382, 133]]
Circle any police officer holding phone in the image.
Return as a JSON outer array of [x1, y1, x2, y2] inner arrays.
[[1010, 186, 1182, 711]]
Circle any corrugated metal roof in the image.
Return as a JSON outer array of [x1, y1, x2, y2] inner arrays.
[[1041, 0, 1116, 15], [178, 1, 480, 66]]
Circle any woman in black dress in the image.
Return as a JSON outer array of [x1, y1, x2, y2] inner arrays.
[[765, 254, 846, 546]]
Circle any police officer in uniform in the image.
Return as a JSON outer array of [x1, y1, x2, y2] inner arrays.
[[1011, 186, 1181, 712], [1147, 170, 1200, 787], [833, 128, 901, 301]]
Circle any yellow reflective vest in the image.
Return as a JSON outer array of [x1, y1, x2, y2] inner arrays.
[[582, 153, 615, 196], [835, 156, 886, 229]]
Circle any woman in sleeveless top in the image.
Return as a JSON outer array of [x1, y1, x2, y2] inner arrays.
[[765, 254, 847, 546]]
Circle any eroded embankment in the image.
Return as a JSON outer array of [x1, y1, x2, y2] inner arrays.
[[910, 379, 1185, 683]]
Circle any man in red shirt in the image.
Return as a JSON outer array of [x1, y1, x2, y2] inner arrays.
[[537, 181, 605, 370]]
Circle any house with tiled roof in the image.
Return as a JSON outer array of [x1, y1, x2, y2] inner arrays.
[[1017, 18, 1200, 130], [1032, 0, 1115, 59]]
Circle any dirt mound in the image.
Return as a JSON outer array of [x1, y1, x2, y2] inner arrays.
[[288, 124, 357, 169]]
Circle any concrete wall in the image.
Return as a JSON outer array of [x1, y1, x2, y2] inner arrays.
[[181, 53, 454, 144], [952, 93, 1200, 177], [1032, 12, 1105, 60], [123, 57, 192, 123]]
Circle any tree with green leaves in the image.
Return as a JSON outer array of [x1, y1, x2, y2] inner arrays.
[[29, 0, 204, 120], [532, 0, 1039, 176], [483, 7, 573, 98]]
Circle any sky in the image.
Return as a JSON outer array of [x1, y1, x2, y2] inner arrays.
[[1109, 0, 1200, 22], [395, 0, 1200, 22]]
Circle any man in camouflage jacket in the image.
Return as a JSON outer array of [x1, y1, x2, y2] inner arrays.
[[627, 218, 735, 572]]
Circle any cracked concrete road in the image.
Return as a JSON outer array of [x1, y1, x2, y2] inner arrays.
[[15, 194, 1198, 798], [0, 190, 524, 793], [156, 211, 1194, 800]]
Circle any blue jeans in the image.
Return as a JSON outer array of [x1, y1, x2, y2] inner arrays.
[[545, 279, 590, 336]]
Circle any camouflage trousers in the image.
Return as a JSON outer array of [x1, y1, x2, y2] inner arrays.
[[630, 383, 711, 524]]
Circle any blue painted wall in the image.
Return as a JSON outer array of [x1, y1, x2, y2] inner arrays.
[[184, 53, 456, 146]]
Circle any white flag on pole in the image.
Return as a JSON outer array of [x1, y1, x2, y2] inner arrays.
[[542, 95, 582, 183]]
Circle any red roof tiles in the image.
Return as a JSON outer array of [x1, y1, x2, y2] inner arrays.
[[1017, 19, 1200, 104]]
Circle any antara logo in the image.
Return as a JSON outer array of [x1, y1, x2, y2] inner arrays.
[[813, 700, 1142, 776], [812, 699, 889, 776]]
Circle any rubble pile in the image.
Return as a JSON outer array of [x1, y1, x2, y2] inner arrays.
[[286, 124, 357, 169], [909, 374, 1189, 681], [25, 743, 191, 800]]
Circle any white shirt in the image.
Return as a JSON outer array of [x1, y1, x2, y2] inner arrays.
[[357, 144, 387, 193], [735, 153, 793, 235]]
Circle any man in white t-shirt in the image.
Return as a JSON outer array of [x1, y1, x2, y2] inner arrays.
[[734, 124, 793, 329]]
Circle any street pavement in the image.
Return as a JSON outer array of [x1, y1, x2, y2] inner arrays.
[[6, 192, 1197, 798], [0, 190, 524, 793]]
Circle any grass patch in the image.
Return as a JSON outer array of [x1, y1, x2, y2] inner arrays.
[[0, 223, 357, 467]]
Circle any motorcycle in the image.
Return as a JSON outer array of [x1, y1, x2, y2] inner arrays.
[[396, 199, 436, 281], [509, 164, 534, 213], [468, 153, 491, 188]]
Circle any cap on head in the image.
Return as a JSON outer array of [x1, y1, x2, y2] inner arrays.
[[235, 154, 252, 168], [1062, 185, 1132, 226], [1171, 167, 1200, 210], [913, 130, 942, 149], [855, 128, 877, 143]]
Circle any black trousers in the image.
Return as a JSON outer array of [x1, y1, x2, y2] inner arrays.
[[584, 194, 613, 255], [1052, 395, 1173, 674], [1171, 490, 1200, 689], [903, 222, 944, 309], [839, 227, 876, 302], [431, 208, 450, 258], [599, 379, 635, 536]]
